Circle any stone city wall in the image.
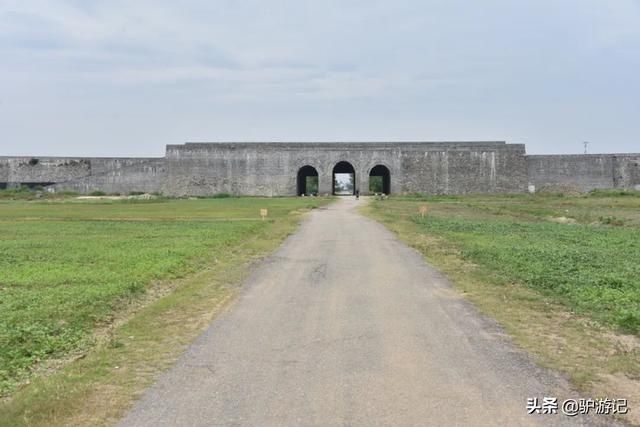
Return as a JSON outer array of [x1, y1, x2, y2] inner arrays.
[[0, 156, 163, 192], [527, 154, 640, 192], [2, 143, 638, 195], [163, 142, 527, 196]]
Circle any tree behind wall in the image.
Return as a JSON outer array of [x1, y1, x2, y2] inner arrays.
[[370, 176, 383, 193], [306, 176, 318, 195]]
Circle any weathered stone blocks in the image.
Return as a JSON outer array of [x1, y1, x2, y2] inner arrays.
[[1, 142, 638, 195]]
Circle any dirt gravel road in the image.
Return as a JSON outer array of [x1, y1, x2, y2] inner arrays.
[[121, 198, 606, 426]]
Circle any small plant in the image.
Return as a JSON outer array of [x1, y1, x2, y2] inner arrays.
[[599, 216, 625, 226], [89, 190, 106, 196]]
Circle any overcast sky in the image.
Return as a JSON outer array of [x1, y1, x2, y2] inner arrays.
[[1, 0, 638, 157]]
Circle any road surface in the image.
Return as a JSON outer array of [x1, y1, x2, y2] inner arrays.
[[122, 198, 601, 426]]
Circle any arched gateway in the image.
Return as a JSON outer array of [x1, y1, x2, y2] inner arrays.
[[332, 161, 356, 195], [158, 142, 533, 196], [296, 165, 318, 196], [369, 165, 391, 194]]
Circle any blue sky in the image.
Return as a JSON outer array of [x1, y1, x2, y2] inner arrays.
[[0, 0, 638, 156]]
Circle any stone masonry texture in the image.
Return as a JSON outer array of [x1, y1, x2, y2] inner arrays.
[[1, 142, 638, 195]]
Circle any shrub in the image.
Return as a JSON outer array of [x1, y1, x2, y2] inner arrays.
[[211, 192, 232, 198]]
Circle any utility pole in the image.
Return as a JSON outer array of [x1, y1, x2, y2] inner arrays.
[[583, 141, 590, 154]]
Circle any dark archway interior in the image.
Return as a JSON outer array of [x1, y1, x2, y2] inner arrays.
[[297, 165, 319, 196], [332, 161, 356, 195], [369, 165, 390, 194]]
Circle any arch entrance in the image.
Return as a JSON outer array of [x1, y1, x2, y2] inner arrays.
[[332, 161, 356, 195], [296, 165, 319, 196], [369, 165, 391, 194]]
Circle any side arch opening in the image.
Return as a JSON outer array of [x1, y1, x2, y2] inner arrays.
[[297, 165, 319, 196], [369, 165, 390, 194]]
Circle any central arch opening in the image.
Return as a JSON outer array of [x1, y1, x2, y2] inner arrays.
[[297, 165, 319, 196], [369, 165, 390, 194], [332, 161, 355, 195]]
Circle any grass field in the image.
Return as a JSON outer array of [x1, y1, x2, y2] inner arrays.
[[367, 191, 640, 334], [0, 196, 329, 398]]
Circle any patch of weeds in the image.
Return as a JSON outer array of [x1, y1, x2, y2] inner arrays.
[[599, 216, 625, 226], [615, 310, 640, 334], [589, 189, 640, 198]]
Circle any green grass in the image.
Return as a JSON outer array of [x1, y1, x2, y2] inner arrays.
[[368, 194, 640, 334], [0, 197, 329, 397], [0, 187, 79, 200], [414, 216, 640, 333]]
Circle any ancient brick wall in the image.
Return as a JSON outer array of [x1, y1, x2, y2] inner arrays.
[[3, 143, 638, 196], [48, 158, 167, 194], [0, 156, 164, 192], [162, 142, 528, 196], [526, 154, 640, 192]]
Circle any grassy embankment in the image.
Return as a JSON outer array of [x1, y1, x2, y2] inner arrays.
[[364, 191, 640, 422], [0, 195, 331, 426]]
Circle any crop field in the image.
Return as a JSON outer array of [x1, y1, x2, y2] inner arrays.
[[0, 196, 328, 396], [367, 191, 640, 335]]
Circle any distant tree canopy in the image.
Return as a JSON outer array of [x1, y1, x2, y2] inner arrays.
[[334, 173, 354, 195], [369, 176, 383, 193], [306, 176, 318, 195]]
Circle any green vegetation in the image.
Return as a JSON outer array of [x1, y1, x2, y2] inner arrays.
[[333, 173, 354, 195], [0, 187, 79, 200], [369, 176, 383, 193], [414, 216, 640, 332], [305, 176, 318, 195], [0, 197, 330, 398], [367, 193, 640, 334], [587, 189, 640, 198]]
